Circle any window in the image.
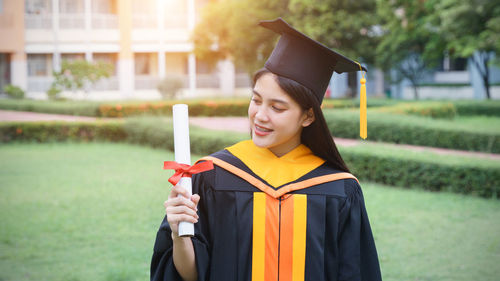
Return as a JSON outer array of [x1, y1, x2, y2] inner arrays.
[[441, 52, 467, 71], [92, 0, 112, 13], [28, 54, 51, 76], [135, 53, 150, 75], [60, 0, 84, 13], [61, 53, 85, 62], [25, 0, 51, 14], [94, 53, 117, 75]]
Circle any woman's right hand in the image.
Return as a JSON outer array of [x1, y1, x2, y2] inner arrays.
[[164, 184, 200, 238]]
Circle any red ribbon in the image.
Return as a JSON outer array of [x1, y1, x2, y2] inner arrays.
[[163, 160, 214, 186]]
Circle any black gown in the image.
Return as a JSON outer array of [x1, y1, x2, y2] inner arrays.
[[151, 140, 382, 281]]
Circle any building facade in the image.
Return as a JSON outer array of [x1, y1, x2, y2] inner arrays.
[[0, 0, 252, 100]]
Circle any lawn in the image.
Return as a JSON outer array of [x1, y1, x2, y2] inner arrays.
[[0, 142, 499, 281]]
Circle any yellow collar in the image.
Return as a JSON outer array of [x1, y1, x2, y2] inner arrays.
[[226, 140, 325, 188]]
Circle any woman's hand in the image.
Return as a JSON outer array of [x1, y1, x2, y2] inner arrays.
[[164, 184, 200, 238]]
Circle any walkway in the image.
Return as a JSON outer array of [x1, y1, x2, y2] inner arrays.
[[1, 110, 499, 160]]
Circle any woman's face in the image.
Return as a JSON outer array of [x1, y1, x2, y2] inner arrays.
[[248, 73, 314, 157]]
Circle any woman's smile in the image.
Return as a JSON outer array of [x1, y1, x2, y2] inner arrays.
[[254, 123, 273, 136]]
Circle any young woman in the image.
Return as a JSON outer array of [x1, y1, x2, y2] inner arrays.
[[151, 18, 381, 281]]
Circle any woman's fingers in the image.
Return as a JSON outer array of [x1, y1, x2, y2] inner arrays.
[[191, 194, 200, 206], [166, 195, 197, 210], [169, 184, 190, 199], [166, 205, 199, 219]]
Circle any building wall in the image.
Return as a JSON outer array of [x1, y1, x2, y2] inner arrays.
[[0, 0, 24, 52]]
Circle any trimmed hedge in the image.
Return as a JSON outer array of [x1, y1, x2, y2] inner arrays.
[[341, 149, 499, 199], [453, 100, 500, 117], [0, 121, 126, 143], [375, 102, 457, 119], [0, 99, 102, 116], [123, 117, 246, 155], [99, 100, 250, 118], [325, 110, 500, 153], [1, 117, 498, 199], [0, 97, 395, 118]]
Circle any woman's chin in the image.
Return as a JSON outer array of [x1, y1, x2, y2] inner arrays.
[[251, 135, 271, 149]]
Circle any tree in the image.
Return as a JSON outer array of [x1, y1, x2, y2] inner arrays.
[[287, 0, 379, 96], [48, 60, 114, 99], [192, 0, 379, 93], [375, 0, 444, 99], [191, 0, 289, 75], [430, 0, 500, 99]]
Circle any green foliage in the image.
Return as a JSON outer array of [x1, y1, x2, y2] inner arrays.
[[325, 110, 500, 153], [375, 101, 457, 119], [0, 99, 102, 116], [191, 0, 286, 74], [123, 117, 246, 155], [3, 85, 25, 99], [49, 60, 114, 99], [47, 85, 62, 100], [429, 0, 500, 99], [288, 0, 378, 65], [98, 100, 251, 117], [1, 118, 498, 199], [453, 100, 500, 117], [0, 121, 126, 143], [376, 0, 445, 99], [341, 148, 499, 199], [157, 76, 184, 100]]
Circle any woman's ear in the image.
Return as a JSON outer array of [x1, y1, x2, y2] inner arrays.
[[302, 108, 315, 127]]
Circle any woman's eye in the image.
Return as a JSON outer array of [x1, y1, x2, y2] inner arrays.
[[272, 106, 285, 112], [251, 98, 262, 104]]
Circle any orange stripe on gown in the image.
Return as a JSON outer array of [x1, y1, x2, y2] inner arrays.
[[265, 194, 280, 281], [252, 193, 307, 281], [279, 195, 294, 281], [252, 193, 266, 281]]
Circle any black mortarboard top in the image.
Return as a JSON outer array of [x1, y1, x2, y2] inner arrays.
[[259, 17, 367, 104]]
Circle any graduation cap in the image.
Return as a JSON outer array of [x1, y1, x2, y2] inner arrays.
[[259, 17, 368, 139]]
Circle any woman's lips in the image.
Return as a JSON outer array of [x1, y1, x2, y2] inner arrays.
[[254, 124, 273, 136]]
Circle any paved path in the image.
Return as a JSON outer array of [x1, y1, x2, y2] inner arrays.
[[1, 110, 499, 160]]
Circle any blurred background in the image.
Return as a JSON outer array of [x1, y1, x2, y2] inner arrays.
[[0, 0, 499, 281], [0, 0, 499, 100]]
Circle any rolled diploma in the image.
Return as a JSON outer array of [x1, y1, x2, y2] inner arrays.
[[172, 104, 194, 237]]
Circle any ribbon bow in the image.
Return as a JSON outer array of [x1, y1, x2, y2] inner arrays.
[[163, 160, 214, 186]]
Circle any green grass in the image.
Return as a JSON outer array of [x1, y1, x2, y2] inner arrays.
[[0, 142, 499, 281]]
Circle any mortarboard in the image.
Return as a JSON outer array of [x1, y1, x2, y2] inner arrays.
[[259, 17, 368, 139]]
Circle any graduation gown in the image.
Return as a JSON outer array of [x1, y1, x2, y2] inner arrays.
[[151, 140, 382, 281]]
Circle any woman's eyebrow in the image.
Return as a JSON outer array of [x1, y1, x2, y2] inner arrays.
[[252, 89, 261, 97], [252, 89, 289, 105]]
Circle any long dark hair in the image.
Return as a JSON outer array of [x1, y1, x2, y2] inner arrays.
[[253, 68, 350, 173]]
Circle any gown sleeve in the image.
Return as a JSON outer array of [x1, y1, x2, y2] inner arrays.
[[150, 170, 214, 281], [337, 179, 382, 281]]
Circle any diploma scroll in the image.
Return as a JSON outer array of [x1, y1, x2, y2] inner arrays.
[[172, 104, 194, 237]]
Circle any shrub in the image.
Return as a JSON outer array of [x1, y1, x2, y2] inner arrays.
[[325, 110, 500, 153], [3, 85, 25, 99], [157, 76, 184, 100], [1, 117, 497, 199], [453, 100, 500, 117], [49, 59, 114, 99], [376, 102, 457, 119], [0, 121, 126, 143], [341, 150, 499, 199]]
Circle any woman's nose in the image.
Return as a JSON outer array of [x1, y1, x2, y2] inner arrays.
[[254, 106, 269, 122]]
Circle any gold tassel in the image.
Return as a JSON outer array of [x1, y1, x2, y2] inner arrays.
[[360, 76, 367, 139], [355, 62, 367, 139]]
